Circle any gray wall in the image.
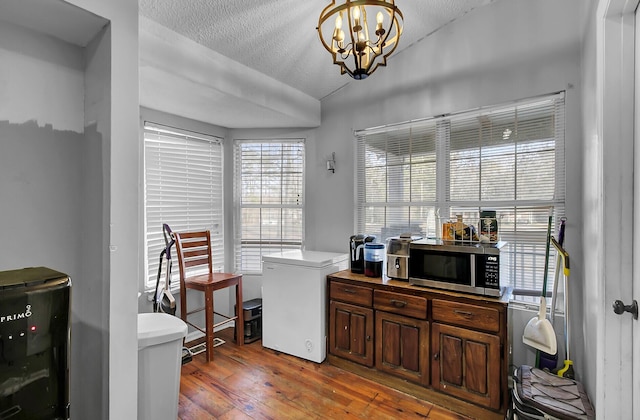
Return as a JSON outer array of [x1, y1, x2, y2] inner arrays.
[[225, 0, 586, 385], [310, 0, 586, 376], [70, 1, 140, 418], [0, 20, 107, 418], [0, 0, 139, 418]]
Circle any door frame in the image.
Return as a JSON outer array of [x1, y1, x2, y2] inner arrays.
[[598, 0, 637, 417], [634, 4, 640, 418]]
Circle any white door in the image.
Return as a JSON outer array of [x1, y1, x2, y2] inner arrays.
[[600, 0, 637, 417]]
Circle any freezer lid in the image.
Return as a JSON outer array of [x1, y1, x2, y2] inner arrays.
[[262, 250, 349, 268]]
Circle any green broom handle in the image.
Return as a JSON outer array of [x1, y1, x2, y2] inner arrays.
[[542, 214, 552, 297]]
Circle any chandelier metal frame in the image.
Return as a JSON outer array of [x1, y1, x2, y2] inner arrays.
[[317, 0, 403, 80]]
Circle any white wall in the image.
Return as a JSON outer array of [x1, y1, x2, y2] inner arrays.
[[580, 0, 600, 405], [311, 0, 586, 380]]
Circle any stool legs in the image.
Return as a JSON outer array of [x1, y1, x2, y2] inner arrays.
[[202, 278, 243, 362], [235, 279, 244, 346], [204, 289, 215, 363]]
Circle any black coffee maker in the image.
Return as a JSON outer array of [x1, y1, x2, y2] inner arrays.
[[349, 234, 376, 273]]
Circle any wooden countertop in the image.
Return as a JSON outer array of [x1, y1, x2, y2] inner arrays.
[[328, 269, 512, 305]]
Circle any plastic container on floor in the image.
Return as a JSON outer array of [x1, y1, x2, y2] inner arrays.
[[137, 312, 188, 420]]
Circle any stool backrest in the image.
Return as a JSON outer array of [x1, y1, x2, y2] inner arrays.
[[173, 230, 213, 291]]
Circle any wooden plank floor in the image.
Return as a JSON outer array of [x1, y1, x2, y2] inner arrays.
[[179, 328, 472, 420]]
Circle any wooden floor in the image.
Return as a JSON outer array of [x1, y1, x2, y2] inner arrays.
[[178, 328, 472, 420]]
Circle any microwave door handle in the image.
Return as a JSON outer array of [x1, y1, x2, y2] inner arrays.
[[470, 254, 476, 287]]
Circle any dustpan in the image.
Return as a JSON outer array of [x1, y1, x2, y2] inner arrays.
[[522, 214, 557, 355], [522, 295, 557, 355]]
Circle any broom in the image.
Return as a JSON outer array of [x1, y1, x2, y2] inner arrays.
[[522, 213, 557, 363]]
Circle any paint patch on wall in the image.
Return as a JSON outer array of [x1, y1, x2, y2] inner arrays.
[[0, 20, 85, 132], [0, 119, 85, 275]]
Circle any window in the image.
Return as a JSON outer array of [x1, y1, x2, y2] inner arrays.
[[234, 140, 305, 273], [143, 123, 224, 290], [355, 93, 565, 298]]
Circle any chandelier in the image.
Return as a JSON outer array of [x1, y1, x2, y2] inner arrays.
[[317, 0, 403, 80]]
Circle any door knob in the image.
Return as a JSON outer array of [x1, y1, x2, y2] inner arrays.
[[612, 299, 638, 320]]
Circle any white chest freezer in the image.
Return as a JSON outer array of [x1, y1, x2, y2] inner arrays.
[[261, 250, 348, 363]]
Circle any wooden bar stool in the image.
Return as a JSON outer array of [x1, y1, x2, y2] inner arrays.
[[173, 230, 243, 362]]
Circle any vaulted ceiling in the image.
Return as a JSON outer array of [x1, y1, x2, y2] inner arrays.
[[139, 0, 496, 101], [0, 0, 500, 129]]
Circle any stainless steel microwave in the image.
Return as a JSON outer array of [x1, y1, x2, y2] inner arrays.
[[408, 239, 505, 297]]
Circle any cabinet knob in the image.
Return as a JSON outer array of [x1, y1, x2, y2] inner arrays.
[[433, 352, 439, 360], [366, 335, 371, 341]]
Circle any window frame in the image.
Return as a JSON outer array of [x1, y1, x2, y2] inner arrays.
[[233, 139, 306, 274], [143, 122, 225, 292], [354, 93, 566, 300]]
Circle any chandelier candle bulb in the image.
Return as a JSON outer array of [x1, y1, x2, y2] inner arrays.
[[376, 11, 384, 34], [352, 6, 361, 29]]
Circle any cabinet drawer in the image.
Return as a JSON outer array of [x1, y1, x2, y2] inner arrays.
[[330, 282, 373, 307], [374, 290, 427, 320], [432, 299, 500, 333]]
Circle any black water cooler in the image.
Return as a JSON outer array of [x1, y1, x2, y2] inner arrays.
[[0, 267, 71, 420]]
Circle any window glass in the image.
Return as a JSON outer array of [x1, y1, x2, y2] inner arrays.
[[355, 93, 565, 298], [143, 123, 224, 290], [234, 140, 305, 273]]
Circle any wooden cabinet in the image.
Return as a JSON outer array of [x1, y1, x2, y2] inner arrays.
[[373, 289, 429, 385], [431, 322, 501, 409], [373, 289, 427, 319], [329, 300, 374, 366], [375, 310, 429, 385], [327, 270, 510, 419], [328, 281, 374, 366], [432, 299, 500, 333], [430, 298, 502, 409]]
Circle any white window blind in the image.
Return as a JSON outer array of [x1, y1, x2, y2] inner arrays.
[[355, 93, 565, 297], [234, 140, 305, 273], [143, 123, 224, 290]]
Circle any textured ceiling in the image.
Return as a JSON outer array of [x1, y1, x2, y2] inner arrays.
[[139, 0, 496, 100]]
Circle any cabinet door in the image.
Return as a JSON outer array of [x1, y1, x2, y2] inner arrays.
[[375, 311, 429, 386], [431, 322, 501, 410], [329, 301, 374, 367]]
